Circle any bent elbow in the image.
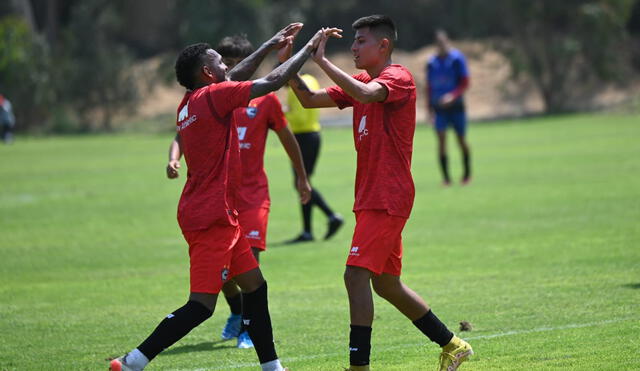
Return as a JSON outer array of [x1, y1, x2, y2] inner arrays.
[[354, 93, 378, 104]]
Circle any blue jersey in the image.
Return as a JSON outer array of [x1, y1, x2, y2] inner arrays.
[[426, 49, 469, 108]]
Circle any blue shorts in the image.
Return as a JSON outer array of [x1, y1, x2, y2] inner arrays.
[[435, 109, 467, 136]]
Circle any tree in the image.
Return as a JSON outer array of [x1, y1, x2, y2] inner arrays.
[[57, 0, 138, 131], [497, 0, 636, 112], [0, 16, 55, 131]]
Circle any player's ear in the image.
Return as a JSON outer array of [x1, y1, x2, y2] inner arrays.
[[380, 38, 390, 54], [202, 65, 213, 79]]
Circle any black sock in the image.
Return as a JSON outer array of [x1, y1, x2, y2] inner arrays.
[[349, 325, 372, 366], [439, 154, 450, 182], [225, 293, 242, 315], [301, 202, 313, 234], [412, 310, 454, 347], [242, 281, 277, 364], [311, 189, 334, 217], [137, 300, 212, 361], [462, 151, 471, 179]]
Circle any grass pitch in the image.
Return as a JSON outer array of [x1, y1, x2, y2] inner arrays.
[[1, 113, 639, 370]]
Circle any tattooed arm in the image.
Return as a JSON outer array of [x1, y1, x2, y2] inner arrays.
[[226, 23, 302, 82], [288, 73, 337, 108], [249, 28, 341, 100]]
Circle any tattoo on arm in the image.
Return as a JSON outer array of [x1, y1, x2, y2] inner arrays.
[[226, 44, 271, 82], [291, 74, 311, 94], [250, 46, 313, 99]]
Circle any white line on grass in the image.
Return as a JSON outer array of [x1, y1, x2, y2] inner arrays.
[[170, 317, 638, 371]]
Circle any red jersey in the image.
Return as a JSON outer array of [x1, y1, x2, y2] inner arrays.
[[175, 81, 253, 231], [233, 93, 287, 211], [326, 64, 416, 218]]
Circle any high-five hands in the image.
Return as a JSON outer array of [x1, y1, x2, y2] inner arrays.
[[312, 28, 342, 62], [278, 27, 342, 63], [268, 22, 304, 51]]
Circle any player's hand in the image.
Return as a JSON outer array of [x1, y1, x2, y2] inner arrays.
[[166, 160, 180, 179], [277, 37, 293, 63], [296, 177, 312, 204], [308, 27, 342, 52], [438, 93, 456, 108], [268, 23, 303, 50]]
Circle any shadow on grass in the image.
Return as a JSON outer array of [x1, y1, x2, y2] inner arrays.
[[161, 340, 236, 356], [622, 283, 640, 289]]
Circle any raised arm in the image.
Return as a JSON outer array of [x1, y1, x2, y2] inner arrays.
[[288, 74, 337, 108], [276, 38, 337, 108], [249, 28, 342, 100], [312, 33, 387, 104], [226, 23, 303, 82], [275, 126, 312, 204]]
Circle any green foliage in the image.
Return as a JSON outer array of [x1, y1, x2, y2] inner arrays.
[[494, 0, 636, 112], [56, 0, 139, 132], [0, 17, 55, 131], [177, 0, 272, 48]]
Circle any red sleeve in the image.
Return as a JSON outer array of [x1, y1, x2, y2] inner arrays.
[[265, 93, 287, 131], [373, 66, 414, 104], [326, 72, 371, 109], [207, 81, 253, 117], [326, 85, 355, 109]]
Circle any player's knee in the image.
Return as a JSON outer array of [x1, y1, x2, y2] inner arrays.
[[235, 267, 266, 293], [371, 278, 399, 299], [343, 266, 371, 289], [188, 292, 218, 312]]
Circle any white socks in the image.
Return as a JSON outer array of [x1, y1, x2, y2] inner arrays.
[[261, 359, 284, 371], [124, 348, 149, 370]]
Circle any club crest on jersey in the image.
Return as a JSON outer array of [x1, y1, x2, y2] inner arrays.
[[246, 107, 258, 118], [221, 268, 230, 282]]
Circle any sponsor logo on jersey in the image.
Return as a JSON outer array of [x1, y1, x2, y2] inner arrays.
[[247, 230, 260, 239], [221, 268, 230, 282], [178, 103, 189, 121], [246, 107, 258, 118], [350, 246, 360, 256], [177, 102, 197, 131], [357, 115, 368, 141]]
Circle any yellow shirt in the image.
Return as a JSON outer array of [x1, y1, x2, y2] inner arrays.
[[286, 74, 321, 134]]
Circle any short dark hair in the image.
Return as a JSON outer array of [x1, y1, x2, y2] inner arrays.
[[352, 14, 397, 43], [435, 29, 449, 39], [175, 43, 211, 89], [216, 34, 255, 59]]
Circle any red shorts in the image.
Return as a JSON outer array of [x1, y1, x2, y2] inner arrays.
[[238, 207, 269, 251], [347, 210, 408, 276], [182, 224, 259, 294]]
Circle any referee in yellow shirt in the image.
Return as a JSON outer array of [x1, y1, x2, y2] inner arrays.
[[286, 74, 343, 243]]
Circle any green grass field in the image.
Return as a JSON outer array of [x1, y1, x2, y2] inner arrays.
[[1, 113, 639, 370]]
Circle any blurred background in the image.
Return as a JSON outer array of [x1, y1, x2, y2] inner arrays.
[[1, 0, 639, 134]]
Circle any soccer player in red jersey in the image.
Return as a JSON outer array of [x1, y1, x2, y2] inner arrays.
[[110, 24, 341, 371], [284, 15, 473, 371], [166, 35, 311, 349]]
